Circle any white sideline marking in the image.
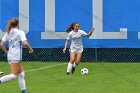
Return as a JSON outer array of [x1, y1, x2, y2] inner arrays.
[[25, 63, 67, 72]]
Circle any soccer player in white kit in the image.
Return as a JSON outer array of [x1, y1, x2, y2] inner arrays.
[[63, 22, 94, 75], [0, 18, 33, 93]]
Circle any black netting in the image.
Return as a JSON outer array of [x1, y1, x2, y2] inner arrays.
[[22, 48, 95, 62], [97, 48, 140, 62], [1, 48, 140, 62]]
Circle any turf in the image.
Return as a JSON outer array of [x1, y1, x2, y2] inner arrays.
[[0, 62, 140, 93]]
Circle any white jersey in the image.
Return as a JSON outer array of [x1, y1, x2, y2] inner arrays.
[[2, 28, 27, 61], [67, 30, 87, 50]]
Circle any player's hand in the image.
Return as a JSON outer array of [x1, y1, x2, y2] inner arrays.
[[29, 49, 33, 53], [91, 28, 95, 32], [4, 50, 8, 56], [63, 48, 66, 54]]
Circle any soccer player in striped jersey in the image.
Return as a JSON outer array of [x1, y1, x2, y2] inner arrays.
[[63, 22, 94, 75], [0, 18, 33, 93]]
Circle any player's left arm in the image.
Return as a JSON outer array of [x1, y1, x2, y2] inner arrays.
[[85, 28, 95, 37], [20, 31, 33, 53], [0, 33, 8, 54], [0, 41, 7, 54]]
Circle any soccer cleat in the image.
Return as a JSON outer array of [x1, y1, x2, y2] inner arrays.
[[71, 67, 75, 74], [21, 90, 26, 93], [66, 72, 70, 75], [0, 72, 4, 75]]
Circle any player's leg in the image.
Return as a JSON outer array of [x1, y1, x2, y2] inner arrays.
[[75, 48, 83, 65], [75, 53, 82, 65], [67, 52, 76, 74], [71, 53, 82, 74], [71, 48, 83, 74], [0, 62, 20, 83], [71, 54, 77, 74], [69, 49, 76, 69], [18, 63, 26, 93]]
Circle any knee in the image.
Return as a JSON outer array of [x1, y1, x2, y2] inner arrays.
[[19, 71, 25, 78], [10, 74, 17, 79]]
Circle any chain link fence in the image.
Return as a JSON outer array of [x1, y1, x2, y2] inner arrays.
[[0, 48, 140, 62]]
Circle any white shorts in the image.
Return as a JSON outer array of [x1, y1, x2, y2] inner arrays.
[[70, 47, 83, 54], [8, 60, 20, 64], [7, 51, 22, 64]]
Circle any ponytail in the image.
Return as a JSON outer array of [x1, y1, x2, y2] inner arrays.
[[6, 22, 12, 33], [66, 23, 74, 33], [66, 22, 79, 33], [6, 18, 19, 34]]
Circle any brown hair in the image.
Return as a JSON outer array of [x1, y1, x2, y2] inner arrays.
[[6, 18, 19, 33], [66, 22, 79, 33]]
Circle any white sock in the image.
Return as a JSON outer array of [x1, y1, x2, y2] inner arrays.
[[67, 62, 73, 72], [73, 62, 77, 68], [18, 71, 26, 91], [0, 74, 16, 83]]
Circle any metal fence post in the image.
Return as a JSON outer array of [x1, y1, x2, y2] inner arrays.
[[95, 48, 98, 62]]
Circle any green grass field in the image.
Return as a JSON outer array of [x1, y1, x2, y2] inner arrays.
[[0, 62, 140, 93]]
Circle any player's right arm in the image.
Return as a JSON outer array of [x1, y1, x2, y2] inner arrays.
[[63, 33, 71, 53], [0, 33, 8, 54], [63, 39, 69, 53]]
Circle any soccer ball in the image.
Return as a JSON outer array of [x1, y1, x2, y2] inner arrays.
[[81, 68, 88, 75]]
